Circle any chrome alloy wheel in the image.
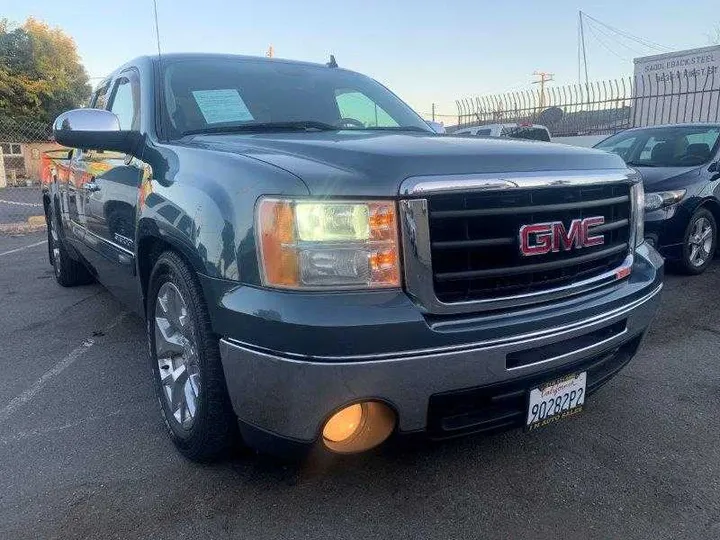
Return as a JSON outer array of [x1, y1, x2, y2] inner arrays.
[[154, 282, 201, 429], [688, 216, 714, 267]]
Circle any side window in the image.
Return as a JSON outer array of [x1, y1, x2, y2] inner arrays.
[[109, 73, 140, 131], [335, 90, 398, 128], [91, 83, 110, 110], [686, 129, 720, 146]]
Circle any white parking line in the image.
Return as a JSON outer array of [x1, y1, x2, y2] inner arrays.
[[0, 312, 128, 424], [0, 240, 47, 257], [0, 409, 123, 445], [0, 199, 42, 207]]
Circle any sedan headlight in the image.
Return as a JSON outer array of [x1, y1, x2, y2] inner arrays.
[[631, 182, 645, 247], [643, 189, 686, 211], [256, 198, 400, 289]]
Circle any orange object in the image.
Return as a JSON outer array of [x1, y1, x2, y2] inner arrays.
[[257, 199, 299, 287]]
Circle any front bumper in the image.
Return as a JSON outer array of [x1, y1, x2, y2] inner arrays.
[[644, 204, 692, 260], [214, 244, 663, 453]]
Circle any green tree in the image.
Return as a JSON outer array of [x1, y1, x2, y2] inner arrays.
[[0, 17, 91, 123]]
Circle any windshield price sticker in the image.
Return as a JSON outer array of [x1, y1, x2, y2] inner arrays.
[[192, 89, 254, 124]]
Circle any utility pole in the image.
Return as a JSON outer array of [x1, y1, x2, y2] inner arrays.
[[532, 71, 554, 109], [578, 11, 589, 87], [432, 103, 436, 122]]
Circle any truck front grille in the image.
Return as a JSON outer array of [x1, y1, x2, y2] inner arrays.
[[427, 183, 632, 303]]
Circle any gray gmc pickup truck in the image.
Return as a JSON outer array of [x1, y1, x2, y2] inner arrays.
[[45, 53, 663, 461]]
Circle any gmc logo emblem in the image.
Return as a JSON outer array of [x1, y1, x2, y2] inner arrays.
[[519, 217, 605, 256]]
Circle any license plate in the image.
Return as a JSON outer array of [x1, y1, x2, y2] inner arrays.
[[526, 372, 586, 431]]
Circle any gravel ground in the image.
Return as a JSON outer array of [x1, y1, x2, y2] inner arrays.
[[0, 232, 718, 540]]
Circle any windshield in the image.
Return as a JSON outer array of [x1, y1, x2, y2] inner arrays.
[[595, 125, 720, 167], [161, 57, 431, 138]]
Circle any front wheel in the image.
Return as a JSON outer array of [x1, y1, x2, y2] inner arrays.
[[147, 251, 239, 461], [676, 208, 717, 275]]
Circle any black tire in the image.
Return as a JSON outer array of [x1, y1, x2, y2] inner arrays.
[[46, 214, 54, 267], [147, 251, 238, 462], [673, 208, 717, 275], [48, 206, 94, 287]]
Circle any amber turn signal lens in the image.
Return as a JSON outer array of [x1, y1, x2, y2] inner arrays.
[[257, 199, 299, 287]]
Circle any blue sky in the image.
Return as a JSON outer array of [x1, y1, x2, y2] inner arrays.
[[7, 0, 720, 119]]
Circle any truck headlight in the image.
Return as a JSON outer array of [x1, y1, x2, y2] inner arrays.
[[644, 189, 686, 211], [256, 198, 400, 289], [631, 182, 645, 247]]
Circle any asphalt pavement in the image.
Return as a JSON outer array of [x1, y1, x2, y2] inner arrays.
[[0, 187, 44, 224], [0, 231, 719, 540]]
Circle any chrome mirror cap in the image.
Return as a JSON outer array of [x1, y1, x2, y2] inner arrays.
[[53, 109, 121, 136]]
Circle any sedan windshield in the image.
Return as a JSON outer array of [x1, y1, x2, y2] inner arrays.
[[160, 57, 432, 138], [595, 125, 720, 167]]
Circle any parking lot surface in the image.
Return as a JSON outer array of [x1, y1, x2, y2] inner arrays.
[[0, 231, 719, 540], [0, 187, 44, 224]]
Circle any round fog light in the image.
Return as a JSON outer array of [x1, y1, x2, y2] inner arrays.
[[323, 403, 364, 443], [322, 401, 396, 454]]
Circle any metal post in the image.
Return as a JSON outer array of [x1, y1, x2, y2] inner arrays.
[[579, 11, 589, 87], [432, 103, 436, 122], [0, 147, 6, 189]]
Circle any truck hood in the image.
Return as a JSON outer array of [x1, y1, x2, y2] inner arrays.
[[184, 131, 628, 197]]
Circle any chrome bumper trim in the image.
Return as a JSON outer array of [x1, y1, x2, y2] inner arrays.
[[223, 282, 661, 363]]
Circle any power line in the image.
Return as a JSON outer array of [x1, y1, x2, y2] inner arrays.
[[584, 17, 646, 57], [585, 22, 632, 62], [582, 12, 671, 53]]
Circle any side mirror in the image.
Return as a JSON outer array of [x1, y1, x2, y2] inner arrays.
[[53, 109, 143, 155], [426, 120, 446, 134]]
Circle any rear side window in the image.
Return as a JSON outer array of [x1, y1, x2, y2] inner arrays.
[[686, 129, 720, 147]]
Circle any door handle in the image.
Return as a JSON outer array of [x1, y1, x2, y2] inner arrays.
[[83, 181, 101, 192]]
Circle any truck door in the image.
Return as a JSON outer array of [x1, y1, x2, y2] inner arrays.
[[79, 69, 145, 305], [64, 82, 111, 252]]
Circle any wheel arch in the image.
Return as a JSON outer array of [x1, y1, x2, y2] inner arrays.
[[695, 197, 720, 227], [137, 223, 208, 315]]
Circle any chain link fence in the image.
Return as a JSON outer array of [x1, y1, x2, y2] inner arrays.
[[0, 118, 53, 228]]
